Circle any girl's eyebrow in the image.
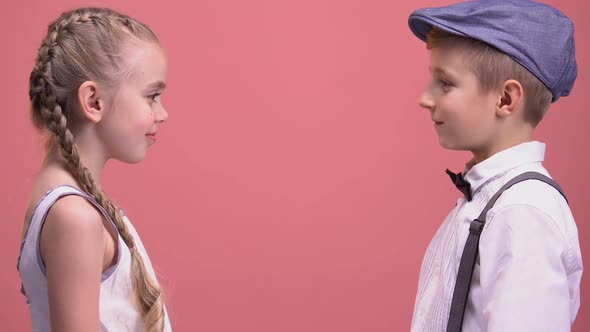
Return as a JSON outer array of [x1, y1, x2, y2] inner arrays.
[[146, 81, 166, 90]]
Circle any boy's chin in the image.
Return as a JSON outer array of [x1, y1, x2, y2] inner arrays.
[[437, 137, 455, 150], [437, 137, 469, 151]]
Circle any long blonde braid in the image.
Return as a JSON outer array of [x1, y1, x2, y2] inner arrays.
[[29, 8, 165, 331]]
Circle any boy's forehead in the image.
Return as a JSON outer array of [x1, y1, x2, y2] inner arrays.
[[429, 46, 472, 73]]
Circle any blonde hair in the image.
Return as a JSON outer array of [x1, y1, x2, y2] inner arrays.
[[426, 28, 553, 126], [29, 8, 165, 331]]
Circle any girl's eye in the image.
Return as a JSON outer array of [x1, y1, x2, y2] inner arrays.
[[148, 93, 161, 102]]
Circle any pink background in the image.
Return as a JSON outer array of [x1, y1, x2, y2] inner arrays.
[[1, 0, 588, 330]]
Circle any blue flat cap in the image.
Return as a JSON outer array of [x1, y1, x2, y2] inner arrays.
[[408, 0, 577, 102]]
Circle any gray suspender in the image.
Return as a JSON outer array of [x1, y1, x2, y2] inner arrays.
[[446, 171, 568, 332]]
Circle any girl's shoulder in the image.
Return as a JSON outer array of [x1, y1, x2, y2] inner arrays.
[[24, 165, 80, 228], [29, 184, 107, 254], [39, 188, 107, 265], [43, 187, 105, 233], [24, 184, 93, 230], [23, 183, 120, 275]]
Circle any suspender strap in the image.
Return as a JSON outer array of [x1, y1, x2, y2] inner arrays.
[[446, 172, 568, 332]]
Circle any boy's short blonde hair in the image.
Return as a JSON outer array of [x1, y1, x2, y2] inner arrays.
[[427, 28, 553, 126]]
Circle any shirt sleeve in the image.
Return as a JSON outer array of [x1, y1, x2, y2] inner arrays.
[[477, 204, 572, 332]]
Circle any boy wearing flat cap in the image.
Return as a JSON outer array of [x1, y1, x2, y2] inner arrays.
[[407, 1, 583, 331]]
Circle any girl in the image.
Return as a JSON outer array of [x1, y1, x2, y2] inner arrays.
[[17, 7, 172, 332]]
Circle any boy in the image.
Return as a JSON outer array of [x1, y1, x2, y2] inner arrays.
[[407, 1, 583, 331]]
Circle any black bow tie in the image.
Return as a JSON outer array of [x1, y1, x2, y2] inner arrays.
[[446, 169, 472, 201]]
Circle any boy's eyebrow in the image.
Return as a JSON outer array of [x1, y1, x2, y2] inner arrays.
[[431, 67, 448, 76], [431, 67, 460, 81], [146, 81, 166, 90]]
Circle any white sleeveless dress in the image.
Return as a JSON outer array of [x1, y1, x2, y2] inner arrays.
[[17, 185, 172, 331]]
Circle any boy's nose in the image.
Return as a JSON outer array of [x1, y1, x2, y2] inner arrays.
[[418, 90, 435, 111]]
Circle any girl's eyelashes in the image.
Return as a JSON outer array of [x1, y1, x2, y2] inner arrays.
[[148, 92, 162, 102]]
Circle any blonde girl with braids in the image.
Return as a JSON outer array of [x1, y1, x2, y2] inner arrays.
[[17, 7, 172, 332]]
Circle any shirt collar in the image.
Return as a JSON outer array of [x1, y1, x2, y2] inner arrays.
[[463, 141, 546, 193]]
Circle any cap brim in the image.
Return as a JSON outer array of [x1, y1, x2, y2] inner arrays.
[[408, 15, 433, 42], [408, 12, 469, 43]]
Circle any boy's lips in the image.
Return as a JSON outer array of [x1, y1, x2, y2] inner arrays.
[[431, 116, 442, 124]]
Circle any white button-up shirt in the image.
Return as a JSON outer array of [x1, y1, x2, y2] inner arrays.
[[411, 141, 583, 332]]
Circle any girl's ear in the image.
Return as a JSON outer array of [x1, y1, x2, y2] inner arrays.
[[496, 79, 524, 118], [78, 81, 105, 123]]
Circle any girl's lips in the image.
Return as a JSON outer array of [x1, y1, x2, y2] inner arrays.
[[146, 133, 157, 143]]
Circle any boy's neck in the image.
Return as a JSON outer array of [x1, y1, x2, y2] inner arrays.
[[471, 131, 534, 165]]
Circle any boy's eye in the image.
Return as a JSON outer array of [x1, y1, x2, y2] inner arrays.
[[438, 79, 452, 87], [435, 78, 454, 92]]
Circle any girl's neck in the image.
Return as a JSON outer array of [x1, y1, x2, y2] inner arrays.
[[45, 140, 106, 184]]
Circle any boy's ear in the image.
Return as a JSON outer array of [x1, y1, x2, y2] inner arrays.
[[497, 79, 524, 118], [78, 81, 105, 123]]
